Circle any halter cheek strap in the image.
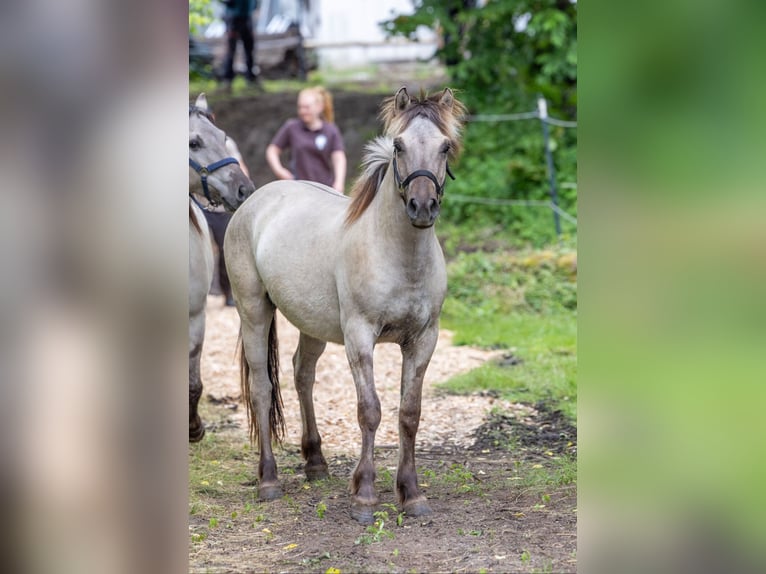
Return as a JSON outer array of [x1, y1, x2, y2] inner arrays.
[[189, 156, 240, 205], [392, 153, 455, 201]]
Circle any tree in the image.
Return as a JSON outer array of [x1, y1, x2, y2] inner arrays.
[[189, 0, 214, 36]]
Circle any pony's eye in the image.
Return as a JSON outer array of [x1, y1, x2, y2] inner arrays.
[[190, 139, 201, 151], [440, 142, 451, 154], [393, 140, 403, 152]]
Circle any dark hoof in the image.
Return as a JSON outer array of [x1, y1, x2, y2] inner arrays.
[[225, 296, 236, 307], [350, 503, 376, 525], [189, 422, 206, 443], [258, 483, 283, 501], [403, 498, 432, 517], [305, 463, 330, 481]]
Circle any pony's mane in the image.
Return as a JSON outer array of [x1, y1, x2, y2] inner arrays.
[[345, 136, 393, 225], [345, 89, 466, 226]]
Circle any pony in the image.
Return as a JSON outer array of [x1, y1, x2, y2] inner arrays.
[[225, 87, 466, 523], [189, 93, 254, 442]]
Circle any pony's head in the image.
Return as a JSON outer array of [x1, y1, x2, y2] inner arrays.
[[346, 87, 466, 228], [385, 87, 466, 228], [189, 93, 254, 211]]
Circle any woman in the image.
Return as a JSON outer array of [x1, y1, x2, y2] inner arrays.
[[265, 87, 347, 193]]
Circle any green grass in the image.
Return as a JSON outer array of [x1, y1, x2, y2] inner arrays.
[[440, 311, 576, 421], [438, 245, 577, 422]]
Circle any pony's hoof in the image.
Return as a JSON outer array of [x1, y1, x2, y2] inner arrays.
[[403, 498, 432, 518], [305, 463, 329, 481], [189, 423, 206, 443], [350, 503, 376, 525], [258, 483, 283, 501]]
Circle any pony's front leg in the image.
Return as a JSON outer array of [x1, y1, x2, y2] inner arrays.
[[293, 332, 329, 480], [344, 324, 380, 525], [189, 310, 206, 443], [397, 325, 440, 517]]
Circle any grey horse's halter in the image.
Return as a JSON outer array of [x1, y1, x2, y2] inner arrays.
[[392, 151, 455, 201]]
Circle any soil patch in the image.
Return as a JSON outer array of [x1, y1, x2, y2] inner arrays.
[[190, 300, 577, 573]]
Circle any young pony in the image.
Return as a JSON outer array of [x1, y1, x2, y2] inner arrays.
[[225, 87, 465, 522]]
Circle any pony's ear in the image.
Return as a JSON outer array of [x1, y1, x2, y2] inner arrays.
[[439, 88, 454, 110], [195, 93, 209, 111], [395, 87, 409, 113]]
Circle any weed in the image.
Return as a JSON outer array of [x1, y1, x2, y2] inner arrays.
[[378, 467, 394, 488], [208, 517, 219, 529], [316, 501, 327, 519], [521, 550, 531, 563], [381, 503, 404, 526], [191, 532, 207, 543], [283, 495, 301, 513], [301, 552, 331, 565], [354, 509, 396, 545]]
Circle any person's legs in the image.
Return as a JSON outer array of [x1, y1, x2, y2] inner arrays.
[[204, 211, 234, 305], [240, 21, 256, 81], [222, 20, 239, 88]]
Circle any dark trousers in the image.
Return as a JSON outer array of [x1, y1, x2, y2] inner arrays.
[[203, 210, 233, 301], [223, 16, 256, 81]]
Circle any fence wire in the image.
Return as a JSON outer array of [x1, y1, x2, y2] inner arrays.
[[460, 103, 577, 230]]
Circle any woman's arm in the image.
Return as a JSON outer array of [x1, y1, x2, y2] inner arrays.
[[265, 144, 294, 181], [331, 150, 347, 193]]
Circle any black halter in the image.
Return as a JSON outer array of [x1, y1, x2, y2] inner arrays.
[[189, 156, 240, 206], [392, 152, 455, 200]]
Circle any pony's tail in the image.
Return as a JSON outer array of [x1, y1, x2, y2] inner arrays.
[[239, 316, 285, 446]]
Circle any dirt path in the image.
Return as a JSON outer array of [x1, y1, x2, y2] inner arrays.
[[200, 295, 525, 453], [190, 297, 577, 573]]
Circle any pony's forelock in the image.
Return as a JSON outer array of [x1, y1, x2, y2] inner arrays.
[[379, 89, 467, 158]]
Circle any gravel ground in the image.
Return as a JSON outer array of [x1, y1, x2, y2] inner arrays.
[[199, 295, 523, 454]]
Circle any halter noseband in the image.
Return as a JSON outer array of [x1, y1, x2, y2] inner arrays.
[[392, 152, 455, 200], [189, 156, 240, 206]]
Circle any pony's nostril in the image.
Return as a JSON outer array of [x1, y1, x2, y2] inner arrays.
[[428, 198, 438, 211], [406, 198, 418, 217], [237, 185, 248, 201]]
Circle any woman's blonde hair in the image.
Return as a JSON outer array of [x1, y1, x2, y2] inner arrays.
[[299, 86, 335, 123]]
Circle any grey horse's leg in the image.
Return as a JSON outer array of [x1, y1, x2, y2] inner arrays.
[[293, 332, 329, 480], [396, 325, 439, 516], [344, 320, 380, 524], [189, 311, 206, 442], [239, 303, 283, 500]]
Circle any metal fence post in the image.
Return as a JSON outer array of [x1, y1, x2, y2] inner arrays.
[[537, 96, 561, 239]]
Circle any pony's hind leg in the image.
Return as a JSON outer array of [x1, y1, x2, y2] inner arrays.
[[293, 332, 329, 480], [239, 304, 284, 501], [396, 326, 440, 517]]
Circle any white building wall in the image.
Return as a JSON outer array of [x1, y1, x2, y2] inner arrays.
[[311, 0, 438, 68]]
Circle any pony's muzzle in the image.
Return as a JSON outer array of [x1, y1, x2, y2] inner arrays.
[[405, 193, 440, 228], [237, 181, 255, 203]]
